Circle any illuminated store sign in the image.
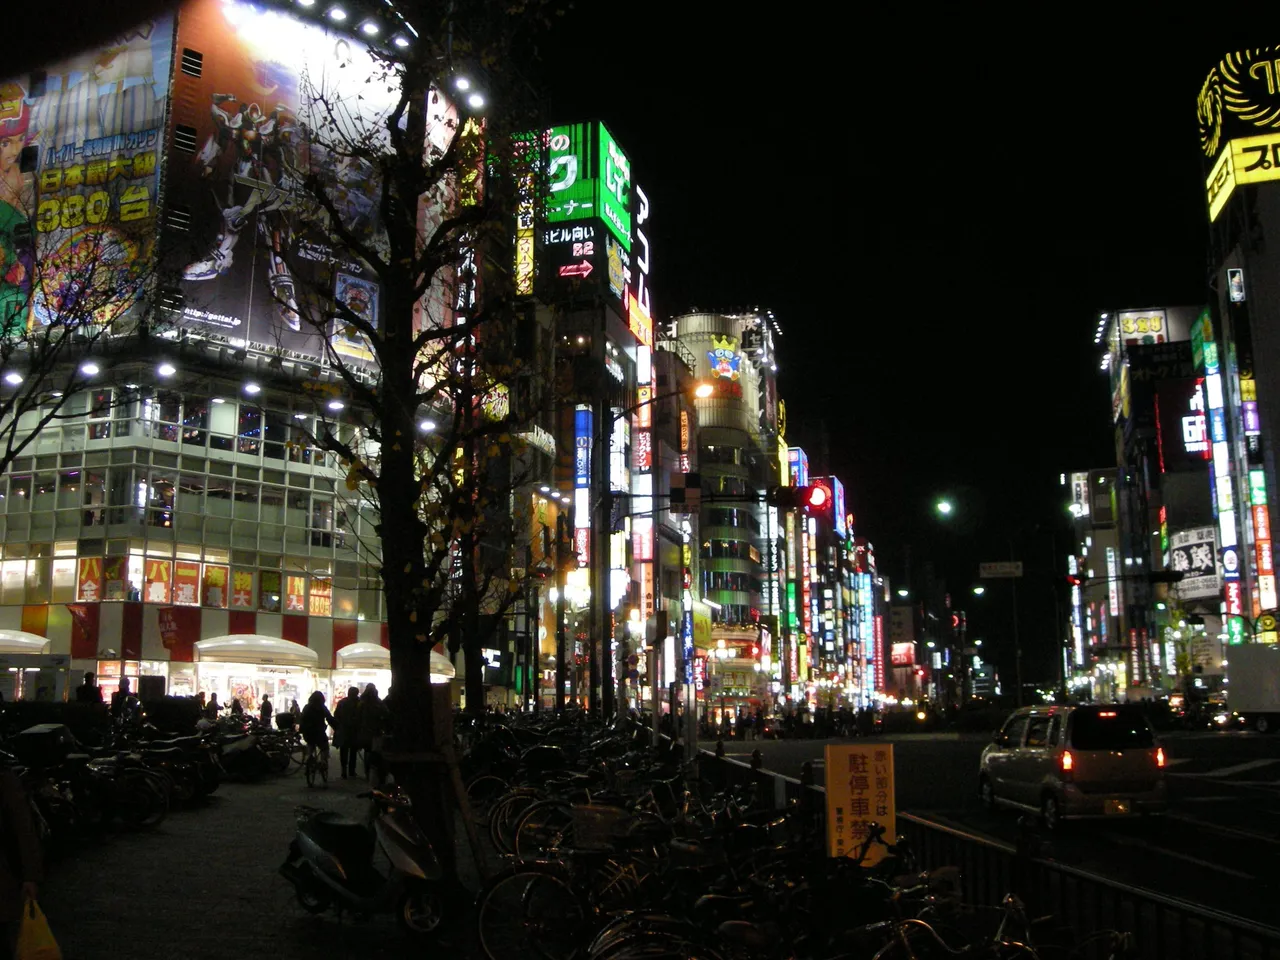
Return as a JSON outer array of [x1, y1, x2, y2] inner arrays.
[[707, 336, 741, 380], [546, 123, 595, 223], [1205, 132, 1280, 222], [627, 183, 653, 347], [788, 447, 810, 487], [598, 123, 632, 250]]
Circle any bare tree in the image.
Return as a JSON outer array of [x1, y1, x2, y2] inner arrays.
[[179, 2, 559, 875]]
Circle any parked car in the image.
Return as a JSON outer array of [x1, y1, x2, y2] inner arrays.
[[978, 704, 1167, 830]]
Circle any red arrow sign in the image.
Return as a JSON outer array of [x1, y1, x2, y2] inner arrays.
[[558, 260, 594, 279]]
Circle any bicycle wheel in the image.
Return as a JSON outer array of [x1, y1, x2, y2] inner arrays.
[[305, 754, 317, 788], [513, 799, 574, 860], [476, 865, 588, 960], [466, 774, 510, 822], [491, 790, 540, 855]]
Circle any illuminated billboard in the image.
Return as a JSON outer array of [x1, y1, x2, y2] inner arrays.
[[1, 16, 174, 334], [166, 0, 437, 364], [1169, 527, 1219, 600], [788, 446, 810, 487], [544, 120, 630, 251], [1200, 49, 1280, 216]]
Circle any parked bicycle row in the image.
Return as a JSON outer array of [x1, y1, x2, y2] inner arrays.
[[452, 713, 1136, 960]]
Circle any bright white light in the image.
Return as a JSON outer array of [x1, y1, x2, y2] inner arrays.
[[467, 93, 485, 109], [393, 35, 410, 48], [454, 76, 471, 91], [936, 500, 953, 515], [360, 21, 379, 34], [973, 585, 986, 596], [293, 412, 307, 420], [297, 0, 315, 5], [80, 362, 100, 376], [539, 485, 550, 493], [327, 6, 346, 20], [327, 400, 345, 411], [244, 382, 262, 395], [418, 419, 436, 432], [897, 588, 909, 597], [157, 362, 177, 377], [6, 371, 27, 385], [212, 398, 226, 404]]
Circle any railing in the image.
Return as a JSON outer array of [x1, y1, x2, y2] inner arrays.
[[698, 750, 1280, 960]]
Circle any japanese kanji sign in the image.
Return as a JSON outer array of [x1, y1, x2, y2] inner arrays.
[[1169, 526, 1219, 600], [174, 561, 201, 606], [144, 559, 172, 604], [825, 743, 896, 865], [202, 564, 229, 608], [76, 557, 102, 602]]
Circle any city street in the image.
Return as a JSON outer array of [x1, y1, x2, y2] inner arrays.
[[706, 729, 1280, 925]]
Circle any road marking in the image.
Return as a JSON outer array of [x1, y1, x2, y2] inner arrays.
[[1107, 833, 1256, 880], [1164, 813, 1280, 846], [1202, 759, 1280, 777]]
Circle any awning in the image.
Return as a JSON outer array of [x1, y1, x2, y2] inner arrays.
[[335, 642, 389, 669], [0, 631, 52, 655], [194, 635, 319, 667], [334, 642, 455, 682]]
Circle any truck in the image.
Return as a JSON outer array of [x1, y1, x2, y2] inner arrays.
[[1226, 642, 1280, 733]]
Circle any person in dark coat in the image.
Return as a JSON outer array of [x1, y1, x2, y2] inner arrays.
[[259, 694, 273, 728], [75, 672, 103, 703], [300, 691, 335, 772], [333, 686, 360, 779], [356, 684, 388, 785], [0, 766, 41, 946]]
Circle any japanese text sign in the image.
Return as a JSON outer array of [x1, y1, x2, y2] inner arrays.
[[825, 743, 895, 865]]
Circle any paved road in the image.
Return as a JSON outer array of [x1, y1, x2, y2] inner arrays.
[[38, 768, 485, 960], [704, 730, 1280, 925]]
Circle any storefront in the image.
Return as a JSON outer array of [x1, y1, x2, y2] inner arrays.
[[0, 631, 69, 702], [193, 635, 322, 716], [332, 642, 391, 698]]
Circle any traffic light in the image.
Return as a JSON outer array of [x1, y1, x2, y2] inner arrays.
[[766, 482, 834, 518], [1065, 574, 1082, 587]]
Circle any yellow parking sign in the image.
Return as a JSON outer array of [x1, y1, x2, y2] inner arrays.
[[825, 743, 895, 864]]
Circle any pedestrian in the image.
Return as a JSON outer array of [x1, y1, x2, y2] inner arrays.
[[0, 764, 41, 950], [230, 697, 244, 718], [260, 694, 273, 728], [111, 677, 133, 722], [75, 672, 103, 704], [333, 686, 360, 779], [300, 691, 335, 776], [356, 684, 388, 785], [205, 692, 220, 720]]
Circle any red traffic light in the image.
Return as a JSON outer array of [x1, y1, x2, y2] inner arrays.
[[1066, 574, 1082, 587]]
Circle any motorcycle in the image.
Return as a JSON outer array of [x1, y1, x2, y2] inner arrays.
[[278, 786, 458, 936]]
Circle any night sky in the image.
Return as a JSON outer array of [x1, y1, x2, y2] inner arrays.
[[539, 10, 1261, 687]]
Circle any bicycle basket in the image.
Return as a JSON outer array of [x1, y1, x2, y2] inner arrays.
[[571, 803, 634, 848]]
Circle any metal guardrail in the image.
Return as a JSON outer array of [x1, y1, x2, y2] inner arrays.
[[698, 750, 1280, 960]]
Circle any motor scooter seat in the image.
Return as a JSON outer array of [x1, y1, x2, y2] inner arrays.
[[301, 812, 373, 867], [153, 736, 202, 751]]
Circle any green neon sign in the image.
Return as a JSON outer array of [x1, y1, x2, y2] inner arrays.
[[1251, 469, 1268, 505], [597, 122, 631, 250], [546, 123, 596, 224]]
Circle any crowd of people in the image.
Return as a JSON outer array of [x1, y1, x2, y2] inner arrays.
[[700, 703, 883, 741]]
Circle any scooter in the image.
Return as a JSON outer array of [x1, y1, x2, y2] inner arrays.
[[278, 786, 456, 936]]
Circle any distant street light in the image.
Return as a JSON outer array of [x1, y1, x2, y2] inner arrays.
[[897, 588, 909, 598], [972, 585, 985, 596], [935, 500, 953, 516]]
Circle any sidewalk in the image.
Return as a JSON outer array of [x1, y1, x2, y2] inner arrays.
[[39, 767, 487, 960]]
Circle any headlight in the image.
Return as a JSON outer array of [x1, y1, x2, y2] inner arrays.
[[916, 711, 927, 721], [1214, 713, 1230, 725]]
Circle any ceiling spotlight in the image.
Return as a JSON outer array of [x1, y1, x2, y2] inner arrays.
[[454, 76, 471, 91], [80, 362, 100, 376], [293, 412, 307, 420], [418, 419, 436, 432], [157, 362, 177, 377], [360, 20, 378, 34], [328, 6, 346, 20], [539, 485, 550, 493], [298, 0, 315, 5], [327, 399, 345, 411], [3, 372, 22, 386], [467, 93, 485, 110], [244, 382, 262, 395], [211, 398, 226, 404], [393, 35, 410, 48]]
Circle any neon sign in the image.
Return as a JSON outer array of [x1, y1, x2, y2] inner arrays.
[[707, 336, 741, 380]]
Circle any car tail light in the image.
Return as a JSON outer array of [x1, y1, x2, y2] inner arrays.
[[1060, 750, 1074, 774], [1156, 746, 1166, 768]]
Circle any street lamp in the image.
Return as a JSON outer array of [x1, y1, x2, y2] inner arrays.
[[935, 500, 953, 517], [897, 588, 909, 598], [972, 585, 985, 596], [694, 382, 714, 398]]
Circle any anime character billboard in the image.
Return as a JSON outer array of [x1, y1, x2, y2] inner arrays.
[[167, 0, 404, 365], [0, 18, 172, 335]]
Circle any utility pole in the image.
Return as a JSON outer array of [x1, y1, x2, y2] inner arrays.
[[1011, 538, 1023, 707]]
